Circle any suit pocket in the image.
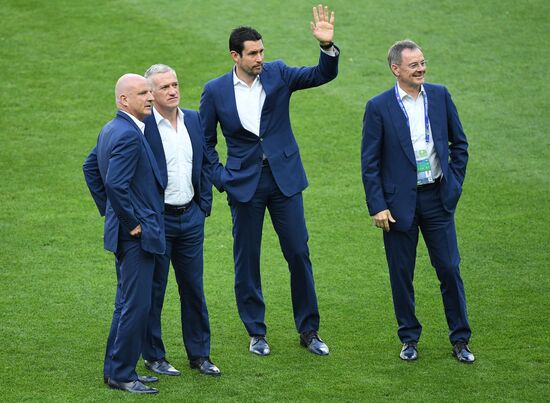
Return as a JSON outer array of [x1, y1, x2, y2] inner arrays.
[[225, 157, 242, 170], [135, 208, 161, 241], [442, 172, 462, 212], [284, 143, 299, 158]]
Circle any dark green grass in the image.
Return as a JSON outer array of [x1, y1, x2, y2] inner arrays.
[[1, 0, 549, 401]]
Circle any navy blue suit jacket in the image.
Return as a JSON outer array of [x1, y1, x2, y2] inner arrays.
[[83, 111, 166, 254], [144, 108, 212, 215], [361, 83, 469, 232], [200, 49, 339, 203]]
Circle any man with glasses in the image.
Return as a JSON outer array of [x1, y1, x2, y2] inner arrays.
[[361, 40, 475, 363]]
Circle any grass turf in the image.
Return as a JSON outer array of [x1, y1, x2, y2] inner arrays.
[[1, 0, 548, 401]]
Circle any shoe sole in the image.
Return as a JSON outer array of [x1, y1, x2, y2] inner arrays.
[[144, 364, 181, 376], [108, 384, 159, 394], [453, 353, 475, 364], [249, 348, 270, 356]]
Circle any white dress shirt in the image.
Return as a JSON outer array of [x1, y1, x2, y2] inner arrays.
[[397, 85, 442, 179], [153, 107, 194, 205], [232, 47, 340, 136], [233, 70, 265, 136]]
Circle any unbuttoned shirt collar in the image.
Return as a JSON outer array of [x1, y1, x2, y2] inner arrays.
[[153, 105, 184, 127], [233, 68, 262, 89], [120, 110, 145, 134], [397, 84, 425, 101]]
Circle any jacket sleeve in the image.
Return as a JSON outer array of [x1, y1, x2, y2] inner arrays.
[[104, 131, 140, 231], [281, 47, 340, 92], [196, 113, 213, 215], [83, 146, 107, 216], [361, 99, 388, 216], [199, 83, 225, 192], [445, 87, 468, 185]]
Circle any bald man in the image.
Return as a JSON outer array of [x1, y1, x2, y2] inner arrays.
[[84, 74, 166, 394]]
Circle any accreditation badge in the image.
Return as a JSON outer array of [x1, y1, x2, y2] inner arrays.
[[415, 149, 435, 185]]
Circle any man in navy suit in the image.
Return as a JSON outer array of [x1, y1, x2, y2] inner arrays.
[[361, 40, 475, 363], [141, 64, 220, 377], [83, 74, 166, 394], [200, 5, 338, 356]]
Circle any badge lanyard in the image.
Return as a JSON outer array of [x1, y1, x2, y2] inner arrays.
[[394, 84, 430, 143]]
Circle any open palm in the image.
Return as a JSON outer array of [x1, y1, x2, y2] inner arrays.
[[310, 4, 335, 44]]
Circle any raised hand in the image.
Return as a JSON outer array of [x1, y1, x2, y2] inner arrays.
[[310, 4, 335, 45]]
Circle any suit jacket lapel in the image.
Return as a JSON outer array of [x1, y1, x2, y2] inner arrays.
[[116, 111, 166, 189], [258, 69, 273, 136], [223, 71, 245, 132], [182, 109, 201, 188], [117, 110, 142, 132], [144, 111, 168, 187], [142, 136, 165, 189], [386, 96, 416, 167], [424, 85, 446, 158]]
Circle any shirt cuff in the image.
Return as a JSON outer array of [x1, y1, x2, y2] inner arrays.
[[320, 45, 339, 57]]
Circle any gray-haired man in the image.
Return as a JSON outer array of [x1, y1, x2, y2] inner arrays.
[[141, 64, 220, 376]]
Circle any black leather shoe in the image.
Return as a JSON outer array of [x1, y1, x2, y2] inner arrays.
[[300, 331, 329, 356], [249, 336, 271, 355], [138, 375, 159, 383], [104, 375, 158, 384], [400, 342, 418, 361], [144, 358, 181, 376], [107, 379, 159, 394], [190, 357, 221, 376], [453, 342, 475, 363]]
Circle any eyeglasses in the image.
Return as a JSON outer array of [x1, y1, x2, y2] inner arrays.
[[405, 60, 427, 70]]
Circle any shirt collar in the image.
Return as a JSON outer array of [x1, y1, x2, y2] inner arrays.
[[397, 83, 425, 100], [233, 66, 261, 88], [120, 110, 145, 134], [153, 106, 184, 126]]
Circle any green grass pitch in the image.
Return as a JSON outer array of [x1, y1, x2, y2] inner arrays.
[[1, 0, 548, 401]]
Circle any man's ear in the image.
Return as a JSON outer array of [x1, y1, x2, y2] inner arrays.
[[230, 50, 240, 63], [390, 64, 400, 78], [118, 94, 128, 107]]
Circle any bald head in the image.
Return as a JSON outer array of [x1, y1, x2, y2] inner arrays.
[[114, 73, 154, 121]]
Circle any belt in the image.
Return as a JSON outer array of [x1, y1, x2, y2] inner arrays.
[[261, 159, 270, 168], [417, 176, 442, 192], [164, 202, 193, 215]]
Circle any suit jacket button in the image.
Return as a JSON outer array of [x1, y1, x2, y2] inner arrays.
[[259, 137, 263, 142]]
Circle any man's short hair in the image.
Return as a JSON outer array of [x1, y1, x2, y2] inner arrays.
[[144, 64, 176, 79], [229, 26, 262, 55], [387, 40, 422, 67]]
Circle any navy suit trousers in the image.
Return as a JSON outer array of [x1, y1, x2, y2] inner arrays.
[[383, 183, 471, 344], [228, 165, 320, 336], [104, 239, 155, 382], [143, 201, 211, 361]]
